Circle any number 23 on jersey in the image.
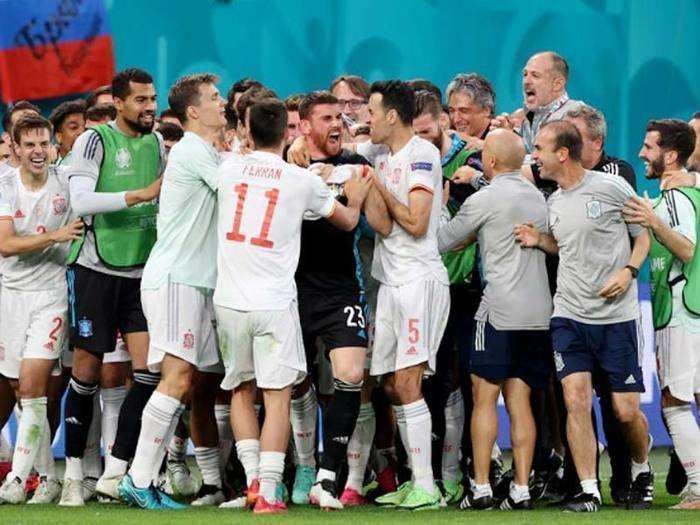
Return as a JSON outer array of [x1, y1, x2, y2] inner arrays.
[[226, 183, 279, 249]]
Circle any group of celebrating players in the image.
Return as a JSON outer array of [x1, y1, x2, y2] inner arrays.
[[0, 49, 698, 514]]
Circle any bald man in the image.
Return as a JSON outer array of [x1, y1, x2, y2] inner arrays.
[[438, 129, 552, 511]]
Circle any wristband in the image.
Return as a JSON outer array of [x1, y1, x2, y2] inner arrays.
[[625, 265, 639, 279]]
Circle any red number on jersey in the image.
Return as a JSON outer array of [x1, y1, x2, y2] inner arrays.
[[36, 225, 46, 234], [226, 184, 280, 249], [408, 318, 420, 344]]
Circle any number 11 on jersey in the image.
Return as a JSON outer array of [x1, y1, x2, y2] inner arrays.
[[226, 183, 279, 249]]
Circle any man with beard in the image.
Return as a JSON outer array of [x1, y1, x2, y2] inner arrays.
[[514, 121, 652, 512], [59, 68, 164, 506], [284, 91, 370, 509], [624, 119, 700, 510]]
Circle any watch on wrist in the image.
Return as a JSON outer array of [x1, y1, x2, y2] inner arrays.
[[625, 265, 639, 278]]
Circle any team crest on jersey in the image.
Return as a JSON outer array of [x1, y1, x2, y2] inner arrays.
[[115, 147, 132, 169], [183, 330, 195, 350], [52, 195, 68, 215], [78, 318, 93, 338], [43, 341, 55, 352], [585, 199, 602, 219], [387, 167, 402, 185], [14, 209, 25, 219], [553, 351, 565, 372]]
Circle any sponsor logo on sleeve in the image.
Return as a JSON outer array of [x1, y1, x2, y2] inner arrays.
[[411, 162, 433, 172]]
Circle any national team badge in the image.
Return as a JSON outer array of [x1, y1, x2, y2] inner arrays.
[[585, 199, 602, 219], [78, 318, 93, 338], [115, 147, 132, 169], [183, 330, 195, 350], [52, 195, 68, 215]]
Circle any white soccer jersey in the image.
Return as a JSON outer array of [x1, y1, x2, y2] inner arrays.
[[0, 167, 72, 290], [362, 136, 448, 286], [214, 150, 336, 311]]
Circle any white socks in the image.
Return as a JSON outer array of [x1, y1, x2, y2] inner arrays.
[[214, 403, 233, 471], [346, 402, 375, 492], [259, 451, 285, 502], [580, 478, 601, 501], [235, 438, 260, 486], [395, 399, 434, 493], [663, 404, 700, 486], [101, 386, 126, 462], [129, 391, 184, 488], [34, 418, 55, 480], [443, 389, 464, 482], [290, 389, 317, 467], [194, 447, 221, 488], [9, 397, 47, 483]]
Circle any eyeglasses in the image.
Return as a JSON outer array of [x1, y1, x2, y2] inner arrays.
[[337, 98, 367, 111]]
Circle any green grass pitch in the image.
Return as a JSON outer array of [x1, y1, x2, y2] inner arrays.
[[1, 448, 697, 524]]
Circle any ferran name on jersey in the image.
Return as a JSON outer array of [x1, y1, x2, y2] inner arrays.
[[586, 199, 602, 220]]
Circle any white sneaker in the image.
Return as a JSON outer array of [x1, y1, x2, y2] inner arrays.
[[28, 477, 62, 504], [59, 479, 85, 507], [219, 495, 247, 509], [167, 460, 199, 496], [309, 480, 343, 510], [95, 473, 122, 500], [191, 487, 226, 507], [0, 477, 26, 504]]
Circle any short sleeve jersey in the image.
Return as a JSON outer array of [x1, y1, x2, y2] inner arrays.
[[0, 167, 72, 290], [547, 170, 643, 323], [141, 131, 220, 292], [653, 189, 700, 333], [214, 150, 336, 311], [360, 136, 449, 286]]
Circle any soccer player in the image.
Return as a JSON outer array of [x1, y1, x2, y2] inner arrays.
[[215, 98, 370, 514], [284, 91, 371, 509], [0, 115, 83, 504], [359, 80, 450, 510], [514, 120, 652, 512], [49, 100, 87, 165], [0, 101, 41, 180], [117, 73, 226, 510], [60, 68, 164, 506], [624, 119, 700, 510], [438, 129, 552, 510]]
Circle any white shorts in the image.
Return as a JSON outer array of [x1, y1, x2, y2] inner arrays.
[[61, 333, 131, 369], [142, 282, 220, 372], [656, 325, 700, 402], [370, 278, 450, 377], [215, 302, 306, 390], [0, 287, 66, 379]]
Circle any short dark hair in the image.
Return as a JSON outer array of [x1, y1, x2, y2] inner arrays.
[[168, 73, 219, 124], [158, 121, 184, 143], [408, 79, 442, 102], [159, 108, 179, 121], [299, 91, 338, 120], [225, 77, 263, 122], [414, 90, 442, 120], [12, 114, 52, 144], [248, 98, 287, 148], [85, 103, 116, 123], [284, 93, 304, 113], [541, 120, 583, 162], [49, 99, 86, 131], [647, 119, 696, 166], [236, 87, 278, 124], [85, 85, 112, 108], [2, 100, 41, 134], [112, 68, 154, 100], [370, 80, 415, 125], [330, 75, 370, 99], [544, 51, 569, 80]]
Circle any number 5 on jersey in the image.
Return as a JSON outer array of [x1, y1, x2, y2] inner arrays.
[[226, 183, 279, 248]]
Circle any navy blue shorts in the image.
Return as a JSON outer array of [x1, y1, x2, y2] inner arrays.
[[550, 317, 644, 393], [470, 320, 550, 390]]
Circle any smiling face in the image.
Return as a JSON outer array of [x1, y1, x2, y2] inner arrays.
[[522, 53, 563, 111], [638, 130, 667, 179], [16, 127, 51, 177], [331, 80, 368, 123], [56, 112, 86, 154], [115, 81, 157, 134], [448, 90, 491, 137], [531, 127, 563, 179], [412, 112, 442, 149], [368, 92, 394, 145]]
